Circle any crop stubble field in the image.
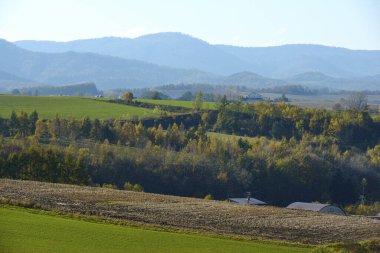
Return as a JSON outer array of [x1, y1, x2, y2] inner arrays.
[[0, 179, 379, 245]]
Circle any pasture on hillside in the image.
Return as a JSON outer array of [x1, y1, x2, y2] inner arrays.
[[0, 95, 154, 119], [0, 206, 312, 253]]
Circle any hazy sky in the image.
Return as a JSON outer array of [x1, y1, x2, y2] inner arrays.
[[0, 0, 379, 49]]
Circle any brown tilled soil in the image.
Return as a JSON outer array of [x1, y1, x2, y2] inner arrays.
[[0, 179, 379, 244]]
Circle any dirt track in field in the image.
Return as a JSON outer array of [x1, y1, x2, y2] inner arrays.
[[0, 179, 379, 244]]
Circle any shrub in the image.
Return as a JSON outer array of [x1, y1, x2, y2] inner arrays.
[[204, 194, 214, 200], [124, 182, 134, 191], [345, 203, 380, 216], [102, 183, 117, 189], [132, 184, 144, 192], [124, 182, 144, 192]]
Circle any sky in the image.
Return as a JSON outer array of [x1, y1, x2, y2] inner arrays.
[[0, 0, 379, 49]]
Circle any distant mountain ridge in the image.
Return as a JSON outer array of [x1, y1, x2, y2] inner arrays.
[[15, 33, 249, 75], [216, 44, 380, 78], [15, 32, 380, 78], [0, 38, 298, 90], [0, 35, 379, 91], [0, 39, 220, 90]]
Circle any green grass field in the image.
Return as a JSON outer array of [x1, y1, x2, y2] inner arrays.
[[0, 205, 312, 253], [136, 99, 216, 109], [0, 95, 154, 119]]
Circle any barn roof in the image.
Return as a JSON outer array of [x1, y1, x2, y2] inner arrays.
[[287, 202, 331, 211], [229, 198, 267, 205]]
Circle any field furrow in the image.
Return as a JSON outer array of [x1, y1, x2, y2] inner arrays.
[[0, 179, 379, 244]]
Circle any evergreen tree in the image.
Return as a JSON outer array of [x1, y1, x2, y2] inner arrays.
[[28, 110, 39, 134], [9, 111, 18, 136], [81, 117, 92, 138], [90, 119, 101, 140]]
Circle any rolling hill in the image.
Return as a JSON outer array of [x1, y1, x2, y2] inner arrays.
[[0, 95, 154, 119]]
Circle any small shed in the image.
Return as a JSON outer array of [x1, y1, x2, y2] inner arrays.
[[228, 197, 267, 206], [287, 202, 345, 215]]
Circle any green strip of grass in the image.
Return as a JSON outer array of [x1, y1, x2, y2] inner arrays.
[[0, 205, 312, 253], [136, 99, 216, 109], [0, 95, 154, 119]]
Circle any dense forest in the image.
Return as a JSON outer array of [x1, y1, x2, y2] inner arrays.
[[0, 100, 379, 206]]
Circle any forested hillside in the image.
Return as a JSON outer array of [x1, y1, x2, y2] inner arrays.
[[0, 100, 379, 206]]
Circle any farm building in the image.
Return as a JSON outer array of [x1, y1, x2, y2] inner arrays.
[[228, 197, 267, 206], [287, 202, 345, 215], [241, 92, 264, 102]]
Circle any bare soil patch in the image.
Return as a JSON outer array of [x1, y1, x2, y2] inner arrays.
[[1, 179, 379, 244]]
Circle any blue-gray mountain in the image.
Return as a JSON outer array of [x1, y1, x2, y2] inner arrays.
[[0, 38, 300, 90], [1, 33, 380, 90], [16, 32, 380, 78], [0, 39, 219, 90]]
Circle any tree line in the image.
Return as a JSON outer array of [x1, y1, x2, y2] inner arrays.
[[213, 98, 379, 150], [0, 101, 379, 206]]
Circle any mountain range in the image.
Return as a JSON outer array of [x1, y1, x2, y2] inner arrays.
[[0, 38, 218, 90], [16, 32, 380, 78], [0, 32, 379, 91]]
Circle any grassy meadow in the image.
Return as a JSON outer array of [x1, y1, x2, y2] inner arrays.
[[0, 205, 312, 253], [0, 95, 154, 119]]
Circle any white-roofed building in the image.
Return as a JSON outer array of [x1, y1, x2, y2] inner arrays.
[[287, 202, 345, 215]]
